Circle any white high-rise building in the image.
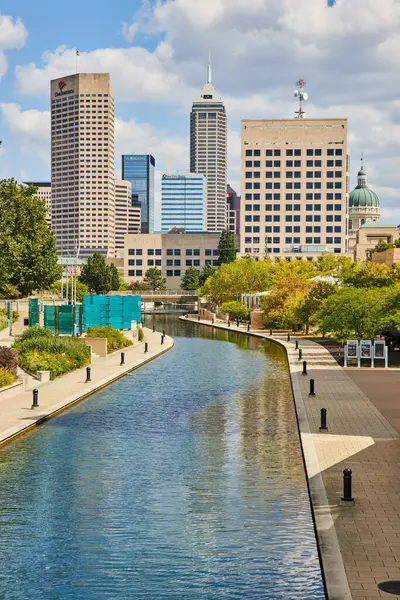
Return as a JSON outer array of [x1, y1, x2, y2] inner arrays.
[[115, 179, 141, 258], [50, 73, 116, 258], [190, 56, 227, 232], [161, 172, 207, 233], [24, 181, 52, 227]]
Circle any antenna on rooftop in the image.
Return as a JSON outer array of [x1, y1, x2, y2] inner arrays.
[[294, 79, 308, 119], [166, 160, 171, 175]]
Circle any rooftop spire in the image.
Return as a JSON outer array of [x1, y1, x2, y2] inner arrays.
[[207, 49, 212, 84]]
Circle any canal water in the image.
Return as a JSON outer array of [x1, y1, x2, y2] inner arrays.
[[0, 316, 325, 599]]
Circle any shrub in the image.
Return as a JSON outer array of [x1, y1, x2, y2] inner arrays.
[[0, 368, 15, 388], [0, 309, 19, 323], [138, 327, 144, 342], [15, 326, 54, 347], [0, 347, 18, 376], [86, 326, 133, 352], [220, 301, 250, 321]]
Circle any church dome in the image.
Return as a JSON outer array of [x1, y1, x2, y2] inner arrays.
[[349, 166, 380, 209]]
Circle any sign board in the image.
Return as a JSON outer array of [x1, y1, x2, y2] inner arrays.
[[360, 340, 372, 359], [374, 340, 385, 359], [347, 340, 358, 358]]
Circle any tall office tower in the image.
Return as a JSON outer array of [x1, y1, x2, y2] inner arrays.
[[122, 154, 155, 233], [190, 56, 227, 232], [240, 118, 349, 259], [23, 181, 52, 227], [161, 172, 207, 233], [115, 179, 141, 258], [226, 184, 241, 235], [51, 73, 116, 258]]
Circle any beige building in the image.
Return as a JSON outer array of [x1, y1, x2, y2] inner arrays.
[[51, 73, 116, 258], [371, 247, 400, 267], [348, 164, 380, 253], [240, 118, 349, 260], [354, 222, 399, 260], [124, 233, 239, 289], [24, 181, 52, 227], [115, 179, 141, 258], [190, 58, 227, 232]]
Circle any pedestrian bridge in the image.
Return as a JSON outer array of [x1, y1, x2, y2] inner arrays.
[[109, 290, 198, 303]]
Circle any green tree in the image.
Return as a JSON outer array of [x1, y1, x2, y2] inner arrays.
[[220, 301, 250, 321], [143, 268, 166, 292], [108, 263, 120, 291], [293, 281, 338, 334], [53, 278, 89, 302], [181, 267, 200, 290], [218, 229, 236, 264], [338, 261, 395, 288], [198, 264, 218, 286], [0, 179, 61, 296], [80, 252, 111, 294], [261, 275, 314, 330]]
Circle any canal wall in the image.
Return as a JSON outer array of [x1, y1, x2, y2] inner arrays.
[[0, 327, 173, 448], [182, 316, 400, 600]]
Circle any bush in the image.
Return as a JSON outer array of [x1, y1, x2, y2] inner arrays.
[[14, 327, 90, 379], [86, 326, 133, 352], [0, 368, 15, 388], [0, 309, 19, 323], [0, 347, 18, 377], [220, 301, 250, 321], [138, 327, 144, 342]]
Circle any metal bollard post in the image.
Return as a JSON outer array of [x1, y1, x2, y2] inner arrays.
[[237, 319, 240, 328], [295, 340, 299, 350], [120, 352, 125, 366], [287, 333, 291, 342], [270, 328, 272, 336], [85, 367, 91, 383], [144, 342, 148, 353], [341, 469, 354, 503], [298, 348, 302, 360], [302, 360, 307, 376], [319, 408, 328, 431], [186, 314, 188, 319], [31, 388, 39, 408], [161, 335, 164, 345], [309, 378, 316, 397], [153, 324, 155, 333], [247, 323, 250, 332], [198, 315, 200, 321], [212, 318, 214, 324], [228, 320, 231, 327], [163, 329, 166, 337]]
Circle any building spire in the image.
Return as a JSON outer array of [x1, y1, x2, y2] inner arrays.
[[207, 49, 212, 84]]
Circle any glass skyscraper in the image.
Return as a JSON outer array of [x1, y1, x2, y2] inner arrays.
[[161, 173, 207, 233], [122, 154, 155, 233]]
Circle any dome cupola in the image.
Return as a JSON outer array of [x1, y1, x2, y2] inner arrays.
[[349, 165, 380, 209]]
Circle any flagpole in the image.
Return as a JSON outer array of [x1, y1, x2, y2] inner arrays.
[[76, 49, 78, 74]]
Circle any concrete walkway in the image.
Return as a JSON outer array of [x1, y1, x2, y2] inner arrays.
[[185, 317, 400, 600], [0, 327, 173, 447]]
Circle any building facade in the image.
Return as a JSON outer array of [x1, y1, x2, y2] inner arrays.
[[24, 181, 52, 227], [226, 184, 241, 235], [124, 232, 239, 289], [122, 154, 155, 234], [240, 118, 349, 260], [161, 173, 207, 233], [190, 60, 227, 232], [354, 222, 399, 261], [115, 179, 141, 258], [51, 73, 116, 258], [348, 164, 380, 253]]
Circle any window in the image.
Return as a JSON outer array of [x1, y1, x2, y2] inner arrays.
[[136, 249, 142, 256], [285, 237, 292, 244], [128, 259, 135, 266], [286, 149, 293, 156], [155, 260, 162, 266], [166, 259, 173, 266], [254, 150, 260, 156], [315, 149, 322, 156], [193, 249, 200, 256], [193, 260, 200, 267], [213, 249, 219, 256], [306, 171, 313, 178], [335, 149, 342, 156], [285, 226, 292, 233], [136, 270, 143, 277], [266, 149, 273, 156], [307, 149, 313, 156], [136, 259, 142, 266], [254, 160, 260, 167], [147, 249, 154, 255], [167, 270, 173, 277], [274, 149, 281, 156], [294, 226, 300, 233], [186, 249, 193, 256], [246, 171, 253, 179], [174, 260, 181, 266], [286, 204, 293, 211], [174, 270, 181, 276], [266, 160, 273, 167], [167, 249, 173, 256], [245, 161, 252, 167], [273, 204, 280, 211], [327, 149, 334, 156], [148, 260, 154, 266], [335, 204, 342, 211], [286, 160, 293, 167], [294, 149, 301, 156], [205, 249, 212, 256], [128, 270, 135, 276], [246, 150, 252, 156], [128, 249, 135, 256], [286, 182, 293, 189], [293, 204, 301, 211]]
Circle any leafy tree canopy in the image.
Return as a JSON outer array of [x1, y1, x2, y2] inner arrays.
[[143, 268, 166, 292], [181, 267, 200, 290], [218, 229, 236, 264], [198, 264, 218, 286], [79, 252, 121, 294]]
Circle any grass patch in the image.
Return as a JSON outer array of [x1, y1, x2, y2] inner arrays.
[[86, 326, 133, 352]]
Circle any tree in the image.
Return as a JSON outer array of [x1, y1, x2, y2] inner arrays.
[[80, 252, 112, 294], [198, 264, 218, 286], [338, 261, 395, 288], [181, 267, 199, 290], [218, 229, 236, 264], [143, 268, 166, 292], [261, 275, 314, 330], [129, 280, 150, 292], [293, 281, 338, 334], [0, 179, 61, 296], [53, 278, 89, 302], [108, 263, 120, 291], [220, 301, 250, 321]]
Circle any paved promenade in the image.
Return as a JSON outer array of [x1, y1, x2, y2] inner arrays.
[[0, 327, 173, 447], [185, 317, 400, 600]]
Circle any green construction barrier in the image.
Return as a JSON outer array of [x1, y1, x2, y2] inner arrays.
[[29, 298, 39, 327]]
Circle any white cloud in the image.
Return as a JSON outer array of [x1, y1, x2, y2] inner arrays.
[[0, 15, 28, 79]]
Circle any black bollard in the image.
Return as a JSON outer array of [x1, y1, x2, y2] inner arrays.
[[161, 335, 164, 345], [31, 388, 39, 408], [295, 340, 299, 350], [198, 315, 200, 321], [341, 469, 354, 502], [212, 318, 214, 324], [186, 314, 188, 319], [163, 329, 166, 337], [237, 319, 240, 328], [85, 367, 91, 383], [302, 360, 307, 376], [247, 323, 250, 332], [228, 320, 231, 327], [319, 408, 328, 431], [120, 352, 125, 366], [153, 324, 155, 333], [270, 328, 272, 336], [287, 333, 291, 342], [144, 342, 148, 353], [309, 378, 315, 397], [298, 348, 302, 360]]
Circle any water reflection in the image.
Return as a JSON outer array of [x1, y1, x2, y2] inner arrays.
[[0, 315, 325, 599]]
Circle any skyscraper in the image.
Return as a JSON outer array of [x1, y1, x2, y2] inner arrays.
[[122, 154, 155, 233], [161, 173, 207, 233], [240, 118, 349, 258], [23, 182, 52, 227], [50, 73, 116, 258], [115, 179, 141, 257], [190, 56, 227, 232], [226, 184, 241, 235]]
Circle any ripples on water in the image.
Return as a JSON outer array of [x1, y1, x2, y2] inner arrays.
[[0, 316, 325, 599]]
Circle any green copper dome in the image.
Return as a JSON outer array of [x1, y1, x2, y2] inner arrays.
[[349, 166, 380, 209]]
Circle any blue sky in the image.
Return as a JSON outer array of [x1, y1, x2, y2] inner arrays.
[[1, 0, 400, 223]]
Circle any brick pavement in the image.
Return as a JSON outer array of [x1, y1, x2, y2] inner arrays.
[[187, 318, 400, 600]]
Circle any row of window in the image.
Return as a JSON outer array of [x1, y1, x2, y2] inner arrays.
[[245, 236, 342, 244], [245, 182, 343, 190], [127, 248, 219, 256], [245, 171, 343, 179], [245, 148, 343, 157], [245, 160, 343, 168], [245, 193, 343, 200], [245, 204, 343, 212], [244, 248, 343, 255], [245, 226, 342, 233]]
